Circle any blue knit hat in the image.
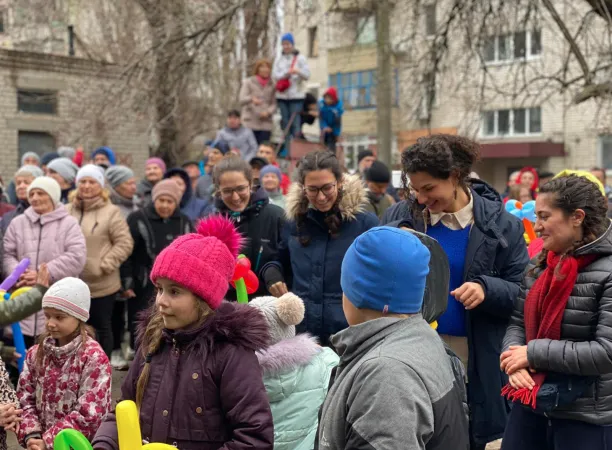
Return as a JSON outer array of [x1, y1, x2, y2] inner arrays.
[[92, 146, 116, 165], [341, 227, 430, 314], [281, 33, 295, 46], [260, 165, 282, 183]]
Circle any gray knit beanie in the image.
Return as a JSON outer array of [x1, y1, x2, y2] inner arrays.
[[15, 165, 44, 179], [105, 165, 134, 189], [57, 146, 76, 160], [21, 152, 40, 166], [249, 293, 305, 346], [47, 157, 79, 184]]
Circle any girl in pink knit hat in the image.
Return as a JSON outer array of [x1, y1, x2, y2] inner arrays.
[[93, 215, 274, 450]]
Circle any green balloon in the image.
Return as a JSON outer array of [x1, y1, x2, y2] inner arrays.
[[53, 429, 93, 450]]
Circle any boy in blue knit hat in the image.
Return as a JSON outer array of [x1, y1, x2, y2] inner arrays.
[[318, 226, 469, 450]]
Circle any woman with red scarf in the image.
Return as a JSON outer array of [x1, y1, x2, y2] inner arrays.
[[239, 58, 277, 144], [501, 174, 612, 450]]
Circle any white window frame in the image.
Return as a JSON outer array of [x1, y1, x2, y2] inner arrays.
[[483, 30, 542, 65], [480, 107, 542, 138]]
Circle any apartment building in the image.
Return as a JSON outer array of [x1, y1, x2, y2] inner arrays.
[[286, 0, 612, 190]]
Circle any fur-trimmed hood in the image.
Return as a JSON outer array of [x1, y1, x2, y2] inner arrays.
[[138, 301, 270, 355], [284, 173, 367, 222], [257, 333, 320, 376]]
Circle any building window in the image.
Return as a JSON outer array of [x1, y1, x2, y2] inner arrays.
[[357, 16, 376, 45], [600, 135, 612, 170], [18, 131, 55, 164], [0, 10, 6, 33], [481, 107, 542, 137], [308, 26, 318, 57], [483, 30, 542, 63], [17, 90, 58, 115], [424, 3, 436, 37], [328, 69, 399, 109]]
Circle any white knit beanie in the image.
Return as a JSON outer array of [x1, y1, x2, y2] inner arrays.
[[249, 293, 305, 346], [42, 277, 91, 322], [76, 164, 105, 186], [27, 176, 61, 207]]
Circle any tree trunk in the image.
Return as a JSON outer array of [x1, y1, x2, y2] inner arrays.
[[376, 0, 393, 166]]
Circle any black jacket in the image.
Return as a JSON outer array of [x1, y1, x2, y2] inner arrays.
[[381, 179, 529, 446], [124, 204, 193, 297], [212, 188, 285, 299], [504, 224, 612, 425]]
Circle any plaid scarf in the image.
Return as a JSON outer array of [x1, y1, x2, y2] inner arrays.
[[501, 251, 597, 408]]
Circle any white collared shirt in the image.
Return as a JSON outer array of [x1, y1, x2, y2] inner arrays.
[[429, 193, 474, 230]]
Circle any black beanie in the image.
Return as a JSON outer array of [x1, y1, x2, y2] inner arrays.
[[357, 149, 375, 164], [365, 160, 391, 183]]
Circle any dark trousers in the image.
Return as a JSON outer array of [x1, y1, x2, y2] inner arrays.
[[323, 132, 338, 154], [128, 292, 153, 350], [252, 130, 271, 145], [278, 99, 303, 157], [502, 404, 612, 450], [112, 300, 126, 351], [88, 293, 117, 357]]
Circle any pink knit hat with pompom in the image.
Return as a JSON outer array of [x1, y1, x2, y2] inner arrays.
[[150, 215, 243, 309]]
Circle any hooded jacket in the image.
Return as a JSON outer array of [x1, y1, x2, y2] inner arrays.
[[381, 179, 529, 446], [258, 334, 338, 450], [272, 51, 311, 100], [124, 204, 193, 296], [66, 195, 134, 298], [504, 223, 612, 425], [318, 88, 343, 137], [3, 205, 86, 336], [17, 336, 112, 449], [239, 76, 277, 131], [207, 188, 285, 299], [215, 126, 259, 163], [318, 316, 469, 450], [92, 302, 274, 450], [262, 175, 379, 345], [164, 168, 210, 222]]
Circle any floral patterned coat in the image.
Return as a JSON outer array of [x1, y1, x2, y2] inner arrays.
[[16, 335, 112, 449]]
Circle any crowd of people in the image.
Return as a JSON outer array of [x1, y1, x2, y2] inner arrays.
[[0, 32, 606, 450]]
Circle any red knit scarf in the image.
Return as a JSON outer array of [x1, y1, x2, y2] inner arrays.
[[256, 75, 270, 87], [501, 251, 597, 408]]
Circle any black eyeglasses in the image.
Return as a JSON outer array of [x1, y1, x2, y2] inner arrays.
[[304, 183, 337, 197], [220, 184, 250, 198]]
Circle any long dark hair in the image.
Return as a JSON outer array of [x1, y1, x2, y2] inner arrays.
[[296, 151, 343, 246], [400, 134, 480, 226], [534, 174, 608, 269]]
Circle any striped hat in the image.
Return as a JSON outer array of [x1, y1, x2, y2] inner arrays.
[[42, 277, 91, 322]]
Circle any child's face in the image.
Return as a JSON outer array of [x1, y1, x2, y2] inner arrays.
[[44, 308, 80, 343], [155, 278, 201, 330], [324, 95, 333, 105]]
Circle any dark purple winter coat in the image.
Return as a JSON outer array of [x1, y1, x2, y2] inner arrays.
[[92, 302, 273, 450]]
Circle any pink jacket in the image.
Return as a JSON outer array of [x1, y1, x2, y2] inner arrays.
[[3, 205, 86, 336], [17, 336, 112, 449]]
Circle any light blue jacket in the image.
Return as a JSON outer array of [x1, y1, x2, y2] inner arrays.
[[257, 334, 339, 450]]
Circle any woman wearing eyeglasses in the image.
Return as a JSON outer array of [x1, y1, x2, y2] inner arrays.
[[262, 151, 378, 345], [210, 155, 285, 298]]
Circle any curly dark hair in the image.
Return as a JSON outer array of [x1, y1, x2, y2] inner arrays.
[[296, 151, 343, 246], [400, 134, 481, 226], [535, 174, 609, 268]]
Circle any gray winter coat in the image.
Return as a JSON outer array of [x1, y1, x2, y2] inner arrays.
[[318, 316, 469, 450], [503, 223, 612, 425], [215, 126, 258, 163]]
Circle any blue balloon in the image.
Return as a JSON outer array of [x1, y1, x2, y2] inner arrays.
[[505, 199, 519, 212]]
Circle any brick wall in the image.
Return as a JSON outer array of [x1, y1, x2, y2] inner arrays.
[[0, 49, 149, 182]]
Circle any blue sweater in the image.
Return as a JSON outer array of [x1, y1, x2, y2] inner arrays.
[[426, 223, 471, 337]]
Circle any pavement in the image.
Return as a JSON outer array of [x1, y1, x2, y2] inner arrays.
[[6, 368, 503, 449]]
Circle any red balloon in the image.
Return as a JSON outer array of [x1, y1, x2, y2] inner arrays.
[[244, 271, 259, 295], [232, 258, 251, 281]]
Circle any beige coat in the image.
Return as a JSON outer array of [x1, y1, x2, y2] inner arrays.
[[239, 76, 277, 131], [66, 194, 133, 298]]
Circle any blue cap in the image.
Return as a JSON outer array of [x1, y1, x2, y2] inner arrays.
[[260, 165, 282, 183], [341, 227, 430, 314], [281, 33, 295, 46], [92, 146, 116, 165]]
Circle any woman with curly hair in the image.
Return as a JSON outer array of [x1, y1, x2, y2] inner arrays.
[[381, 134, 530, 450], [262, 151, 378, 345]]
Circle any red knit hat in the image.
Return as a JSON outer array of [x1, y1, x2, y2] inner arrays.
[[150, 215, 243, 309]]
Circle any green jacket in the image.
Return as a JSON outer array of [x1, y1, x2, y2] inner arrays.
[[0, 285, 46, 360], [257, 335, 339, 450], [363, 192, 395, 219]]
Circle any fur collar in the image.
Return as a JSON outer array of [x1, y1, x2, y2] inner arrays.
[[284, 174, 367, 222], [257, 334, 320, 376], [138, 301, 270, 355]]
